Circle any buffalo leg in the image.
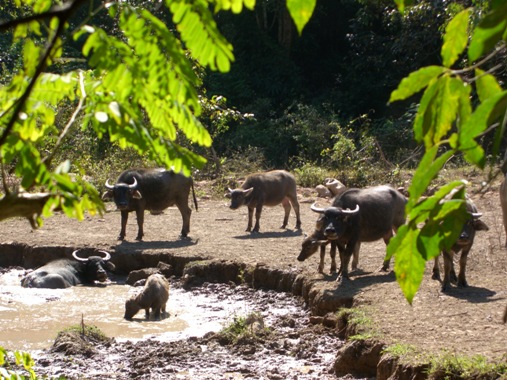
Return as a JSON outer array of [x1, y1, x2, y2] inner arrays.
[[253, 204, 263, 232], [457, 249, 469, 287], [380, 231, 394, 271], [329, 241, 337, 273], [441, 250, 455, 291], [246, 207, 254, 232], [351, 242, 360, 271], [337, 241, 356, 282], [280, 198, 291, 229], [119, 210, 129, 240], [287, 194, 302, 230], [176, 201, 192, 238], [432, 255, 441, 280], [135, 208, 145, 241], [318, 244, 326, 273]]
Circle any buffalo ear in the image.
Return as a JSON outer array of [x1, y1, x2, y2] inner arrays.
[[473, 219, 489, 231], [132, 190, 142, 199], [105, 262, 116, 271]]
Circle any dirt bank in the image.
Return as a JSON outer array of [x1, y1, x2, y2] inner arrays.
[[0, 180, 506, 378]]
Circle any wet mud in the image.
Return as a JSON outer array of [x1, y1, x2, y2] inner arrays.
[[3, 280, 346, 380]]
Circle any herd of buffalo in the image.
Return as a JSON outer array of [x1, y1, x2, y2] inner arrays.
[[17, 168, 507, 322]]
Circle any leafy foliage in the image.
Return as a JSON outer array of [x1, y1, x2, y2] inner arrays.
[[0, 346, 37, 380], [388, 3, 507, 303]]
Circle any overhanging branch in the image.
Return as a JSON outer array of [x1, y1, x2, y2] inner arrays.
[[0, 192, 52, 229]]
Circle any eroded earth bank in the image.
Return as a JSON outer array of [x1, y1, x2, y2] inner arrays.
[[1, 183, 506, 379]]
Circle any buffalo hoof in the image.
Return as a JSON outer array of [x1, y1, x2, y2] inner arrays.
[[457, 280, 468, 288], [336, 275, 350, 284], [431, 272, 441, 281], [135, 236, 143, 241], [118, 236, 125, 241]]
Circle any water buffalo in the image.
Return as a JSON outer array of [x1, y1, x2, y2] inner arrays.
[[20, 250, 115, 289], [499, 174, 507, 247], [432, 198, 489, 292], [103, 168, 198, 240], [226, 170, 301, 233], [297, 216, 359, 274], [124, 274, 170, 320], [310, 186, 407, 282]]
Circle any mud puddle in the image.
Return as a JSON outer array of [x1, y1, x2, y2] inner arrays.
[[0, 269, 346, 379]]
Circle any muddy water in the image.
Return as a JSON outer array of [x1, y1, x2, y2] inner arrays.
[[0, 269, 305, 351]]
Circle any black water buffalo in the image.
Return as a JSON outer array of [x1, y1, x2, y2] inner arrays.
[[297, 216, 359, 275], [20, 250, 115, 289], [226, 170, 301, 233], [103, 168, 198, 240], [432, 198, 489, 292], [124, 274, 170, 320], [310, 185, 407, 282]]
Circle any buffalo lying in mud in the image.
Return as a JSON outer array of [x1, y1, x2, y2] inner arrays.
[[432, 198, 489, 292], [310, 185, 407, 282], [226, 170, 301, 233], [103, 168, 198, 240], [124, 274, 170, 320], [20, 250, 115, 289]]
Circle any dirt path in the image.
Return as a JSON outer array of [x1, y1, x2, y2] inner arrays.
[[1, 180, 506, 368]]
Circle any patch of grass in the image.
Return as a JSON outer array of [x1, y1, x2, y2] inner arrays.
[[59, 323, 109, 342], [337, 306, 381, 341], [427, 352, 507, 380], [218, 311, 267, 344]]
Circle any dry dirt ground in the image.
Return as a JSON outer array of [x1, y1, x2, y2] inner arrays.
[[1, 178, 507, 371]]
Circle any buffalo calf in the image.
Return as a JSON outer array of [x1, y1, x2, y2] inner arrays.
[[124, 274, 170, 320], [226, 170, 301, 233], [432, 198, 489, 292], [103, 168, 197, 240]]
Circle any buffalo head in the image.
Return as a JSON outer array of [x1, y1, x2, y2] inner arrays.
[[72, 249, 115, 283], [103, 177, 141, 210], [226, 187, 254, 210], [310, 203, 360, 240]]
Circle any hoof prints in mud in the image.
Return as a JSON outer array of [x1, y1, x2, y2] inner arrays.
[[34, 282, 343, 379]]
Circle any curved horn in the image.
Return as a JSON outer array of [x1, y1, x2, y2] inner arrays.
[[228, 187, 234, 193], [471, 212, 482, 219], [96, 250, 111, 261], [310, 203, 326, 214], [72, 249, 88, 262], [105, 179, 115, 189], [128, 177, 138, 189], [342, 204, 360, 214]]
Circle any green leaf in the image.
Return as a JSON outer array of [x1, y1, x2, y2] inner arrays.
[[459, 90, 507, 167], [475, 69, 503, 102], [407, 147, 454, 207], [390, 225, 426, 304], [468, 2, 507, 62], [389, 66, 445, 103], [441, 9, 470, 68], [286, 0, 316, 35]]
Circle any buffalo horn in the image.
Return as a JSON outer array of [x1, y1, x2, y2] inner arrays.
[[310, 203, 326, 213], [128, 177, 138, 188], [72, 249, 89, 262], [97, 250, 111, 261], [471, 212, 482, 219], [342, 204, 360, 214], [104, 179, 115, 189]]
